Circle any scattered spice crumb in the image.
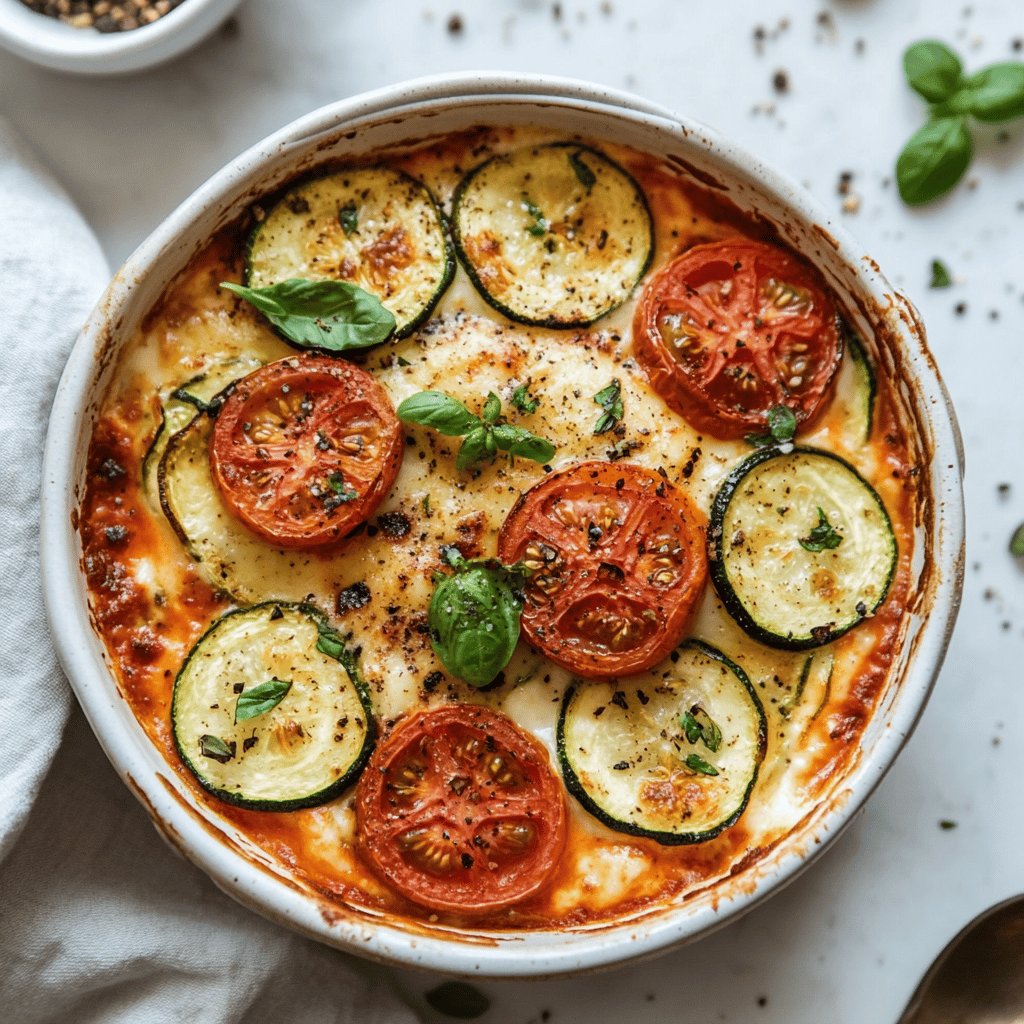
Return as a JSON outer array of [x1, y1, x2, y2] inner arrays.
[[989, 309, 1000, 320], [939, 819, 958, 830], [758, 995, 769, 1007], [841, 194, 862, 214], [997, 482, 1011, 499], [772, 69, 790, 94], [854, 38, 866, 54], [954, 301, 968, 316], [1013, 37, 1023, 52], [446, 12, 463, 35], [837, 170, 854, 196], [551, 2, 562, 20]]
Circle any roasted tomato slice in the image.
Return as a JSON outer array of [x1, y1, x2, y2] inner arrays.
[[632, 239, 843, 439], [497, 461, 707, 677], [356, 704, 566, 914], [210, 355, 403, 548]]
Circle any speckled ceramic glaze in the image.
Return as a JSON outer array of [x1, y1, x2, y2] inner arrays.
[[40, 74, 964, 977]]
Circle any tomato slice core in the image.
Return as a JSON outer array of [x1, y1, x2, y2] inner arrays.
[[210, 355, 403, 548], [498, 461, 707, 678], [633, 239, 842, 439], [356, 705, 566, 914]]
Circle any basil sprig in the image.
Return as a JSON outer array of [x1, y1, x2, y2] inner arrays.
[[221, 278, 396, 351], [235, 678, 292, 723], [745, 404, 797, 448], [799, 507, 844, 553], [592, 379, 624, 434], [428, 547, 529, 688], [680, 706, 723, 753], [897, 40, 1024, 205], [398, 390, 555, 471]]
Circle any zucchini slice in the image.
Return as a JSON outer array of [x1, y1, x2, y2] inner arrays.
[[247, 168, 454, 338], [158, 413, 322, 603], [557, 641, 767, 845], [832, 323, 876, 444], [143, 351, 277, 511], [709, 446, 897, 650], [452, 142, 653, 327], [142, 397, 195, 512], [172, 602, 374, 810]]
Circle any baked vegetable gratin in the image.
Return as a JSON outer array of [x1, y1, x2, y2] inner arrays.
[[79, 128, 916, 929]]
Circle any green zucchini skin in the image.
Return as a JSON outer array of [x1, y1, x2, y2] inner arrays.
[[841, 321, 877, 442], [557, 640, 767, 846], [451, 142, 654, 329], [708, 445, 897, 651], [245, 166, 455, 340], [172, 601, 375, 812]]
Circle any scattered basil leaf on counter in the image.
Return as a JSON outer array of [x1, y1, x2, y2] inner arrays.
[[428, 548, 530, 688], [904, 40, 964, 102], [235, 678, 292, 723], [523, 198, 548, 237], [424, 981, 491, 1020], [929, 259, 953, 288], [399, 390, 556, 471], [199, 734, 235, 763], [338, 201, 359, 235], [1009, 522, 1024, 557], [511, 383, 540, 414], [684, 753, 720, 777], [745, 404, 797, 447], [963, 63, 1024, 122], [896, 117, 973, 206], [897, 41, 1024, 204], [569, 149, 597, 190], [799, 507, 844, 553], [221, 278, 395, 351], [593, 378, 624, 434]]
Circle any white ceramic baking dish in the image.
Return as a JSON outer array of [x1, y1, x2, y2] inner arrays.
[[40, 73, 965, 978]]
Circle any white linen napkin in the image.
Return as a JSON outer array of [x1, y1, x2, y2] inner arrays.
[[0, 119, 419, 1024]]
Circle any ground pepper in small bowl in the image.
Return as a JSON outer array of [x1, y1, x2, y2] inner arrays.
[[20, 0, 185, 32]]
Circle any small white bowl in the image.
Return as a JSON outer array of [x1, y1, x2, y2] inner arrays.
[[0, 0, 241, 74]]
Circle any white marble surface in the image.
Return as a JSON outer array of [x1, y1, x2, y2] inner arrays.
[[4, 0, 1024, 1020]]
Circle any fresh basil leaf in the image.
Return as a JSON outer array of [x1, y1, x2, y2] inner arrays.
[[428, 561, 524, 687], [199, 734, 234, 763], [221, 279, 395, 351], [455, 426, 492, 471], [799, 507, 844, 552], [397, 391, 481, 436], [929, 259, 953, 288], [593, 378, 624, 434], [745, 404, 797, 447], [896, 117, 973, 205], [482, 391, 502, 425], [684, 753, 719, 777], [963, 63, 1024, 123], [315, 621, 346, 661], [680, 706, 722, 752], [424, 982, 491, 1021], [235, 678, 292, 723], [523, 198, 548, 237], [569, 149, 597, 190], [323, 471, 357, 507], [339, 201, 358, 235], [680, 710, 702, 744], [491, 423, 556, 464], [903, 40, 963, 102], [511, 383, 539, 414], [1010, 522, 1024, 557]]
